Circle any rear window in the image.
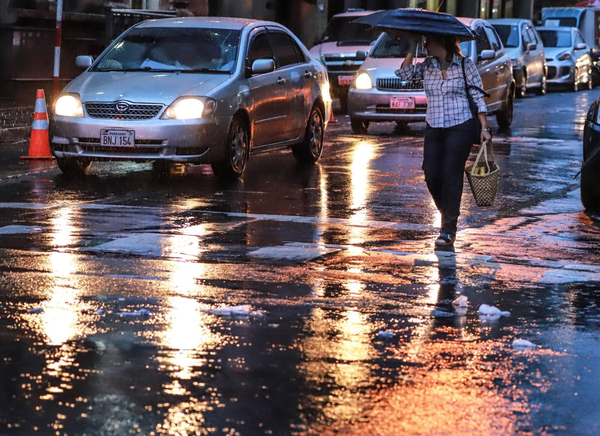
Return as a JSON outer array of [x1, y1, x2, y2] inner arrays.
[[544, 17, 578, 28], [94, 27, 241, 73], [493, 24, 520, 48], [537, 30, 572, 48], [320, 16, 382, 46]]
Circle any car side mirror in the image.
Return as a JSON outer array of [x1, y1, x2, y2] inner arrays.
[[575, 42, 588, 50], [479, 49, 495, 61], [356, 50, 368, 61], [526, 43, 537, 52], [75, 55, 93, 69], [251, 59, 276, 75]]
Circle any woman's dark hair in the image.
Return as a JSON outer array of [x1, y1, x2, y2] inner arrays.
[[430, 35, 462, 61]]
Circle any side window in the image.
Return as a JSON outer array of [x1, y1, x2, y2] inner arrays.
[[575, 31, 586, 46], [248, 32, 273, 69], [475, 25, 491, 54], [267, 32, 305, 67], [527, 27, 539, 45], [521, 28, 531, 48], [484, 26, 501, 52]]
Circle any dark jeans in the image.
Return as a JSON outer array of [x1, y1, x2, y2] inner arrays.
[[423, 119, 475, 235]]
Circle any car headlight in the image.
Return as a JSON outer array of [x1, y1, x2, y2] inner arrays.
[[558, 52, 572, 61], [162, 97, 216, 120], [354, 72, 372, 90], [54, 94, 83, 117]]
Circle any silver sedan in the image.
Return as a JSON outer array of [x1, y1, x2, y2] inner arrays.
[[52, 17, 332, 179]]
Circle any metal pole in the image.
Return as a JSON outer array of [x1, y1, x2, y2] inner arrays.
[[53, 0, 63, 100]]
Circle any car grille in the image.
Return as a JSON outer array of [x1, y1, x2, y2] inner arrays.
[[547, 66, 557, 79], [85, 102, 164, 120], [376, 78, 424, 91], [323, 55, 363, 72]]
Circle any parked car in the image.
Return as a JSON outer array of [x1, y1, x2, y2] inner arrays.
[[51, 17, 332, 179], [536, 26, 593, 91], [347, 17, 515, 134], [582, 97, 600, 212], [488, 18, 547, 97], [309, 9, 382, 110]]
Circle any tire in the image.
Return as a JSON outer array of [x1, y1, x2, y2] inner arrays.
[[211, 116, 249, 180], [350, 119, 369, 134], [581, 164, 600, 212], [292, 105, 324, 164], [57, 157, 92, 177], [517, 71, 527, 98], [534, 74, 547, 96], [496, 86, 514, 129]]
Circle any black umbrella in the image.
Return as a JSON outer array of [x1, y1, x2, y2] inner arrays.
[[353, 8, 476, 41]]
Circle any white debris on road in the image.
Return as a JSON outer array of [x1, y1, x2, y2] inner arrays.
[[478, 304, 510, 317], [512, 339, 537, 350], [208, 305, 264, 317]]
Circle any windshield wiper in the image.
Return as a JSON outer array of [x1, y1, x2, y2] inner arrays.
[[180, 68, 230, 74]]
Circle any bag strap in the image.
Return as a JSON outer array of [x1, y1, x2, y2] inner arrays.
[[471, 140, 491, 174]]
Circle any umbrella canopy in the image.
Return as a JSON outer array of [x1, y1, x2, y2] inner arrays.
[[353, 8, 476, 41]]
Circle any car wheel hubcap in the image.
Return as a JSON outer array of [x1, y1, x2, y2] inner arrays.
[[231, 124, 247, 171], [309, 111, 323, 157]]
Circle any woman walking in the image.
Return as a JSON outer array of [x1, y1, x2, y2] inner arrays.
[[396, 35, 492, 247]]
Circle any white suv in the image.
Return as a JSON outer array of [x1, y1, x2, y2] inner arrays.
[[309, 9, 382, 110]]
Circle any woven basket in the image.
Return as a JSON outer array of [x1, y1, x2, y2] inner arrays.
[[465, 141, 499, 207]]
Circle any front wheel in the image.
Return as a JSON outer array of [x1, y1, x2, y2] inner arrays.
[[292, 105, 324, 164], [211, 116, 249, 180], [534, 74, 547, 96], [350, 119, 369, 134], [496, 87, 514, 128], [57, 157, 92, 177]]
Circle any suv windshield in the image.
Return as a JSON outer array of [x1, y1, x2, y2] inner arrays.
[[537, 30, 571, 48], [320, 16, 382, 46], [93, 27, 241, 73], [371, 33, 427, 58], [493, 24, 520, 48]]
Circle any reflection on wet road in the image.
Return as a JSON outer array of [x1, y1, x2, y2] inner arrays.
[[0, 90, 600, 435]]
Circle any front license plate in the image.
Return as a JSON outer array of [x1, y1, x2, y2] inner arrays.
[[100, 129, 135, 147], [338, 75, 354, 86], [390, 96, 415, 109]]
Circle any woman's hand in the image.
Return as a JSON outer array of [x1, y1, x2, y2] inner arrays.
[[480, 129, 492, 145]]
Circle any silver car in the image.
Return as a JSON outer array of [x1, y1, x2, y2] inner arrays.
[[536, 26, 593, 92], [52, 17, 332, 179], [347, 17, 515, 134], [489, 18, 547, 97]]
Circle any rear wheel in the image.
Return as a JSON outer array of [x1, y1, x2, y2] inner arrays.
[[57, 157, 92, 177], [496, 86, 514, 129], [292, 105, 324, 164], [211, 116, 249, 180], [350, 119, 369, 134]]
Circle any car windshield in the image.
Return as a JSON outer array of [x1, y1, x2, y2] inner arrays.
[[319, 16, 382, 46], [537, 30, 571, 48], [371, 33, 427, 58], [459, 40, 471, 57], [493, 24, 520, 48], [93, 27, 241, 73]]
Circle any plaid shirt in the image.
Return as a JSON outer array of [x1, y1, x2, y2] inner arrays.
[[395, 54, 487, 129]]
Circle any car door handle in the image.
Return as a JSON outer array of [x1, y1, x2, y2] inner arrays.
[[304, 71, 313, 79], [277, 77, 286, 85]]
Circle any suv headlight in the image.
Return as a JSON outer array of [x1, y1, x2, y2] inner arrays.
[[54, 94, 83, 117], [354, 72, 372, 90], [558, 52, 572, 61], [162, 97, 216, 120]]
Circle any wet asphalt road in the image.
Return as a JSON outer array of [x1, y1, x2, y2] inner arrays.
[[0, 89, 600, 436]]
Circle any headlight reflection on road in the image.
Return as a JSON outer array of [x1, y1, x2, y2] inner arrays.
[[349, 141, 375, 246]]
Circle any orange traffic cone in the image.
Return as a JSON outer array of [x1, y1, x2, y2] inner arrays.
[[21, 89, 54, 160], [328, 106, 338, 124]]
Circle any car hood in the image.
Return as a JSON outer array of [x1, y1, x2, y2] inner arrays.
[[310, 41, 373, 58], [360, 56, 426, 78], [544, 46, 572, 60], [64, 71, 231, 103]]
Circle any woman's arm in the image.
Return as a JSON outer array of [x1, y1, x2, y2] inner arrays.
[[395, 39, 424, 80], [465, 58, 492, 144]]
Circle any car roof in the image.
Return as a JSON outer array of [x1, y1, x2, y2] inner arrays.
[[487, 18, 533, 25], [134, 16, 270, 30], [456, 16, 487, 27], [332, 10, 382, 18]]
